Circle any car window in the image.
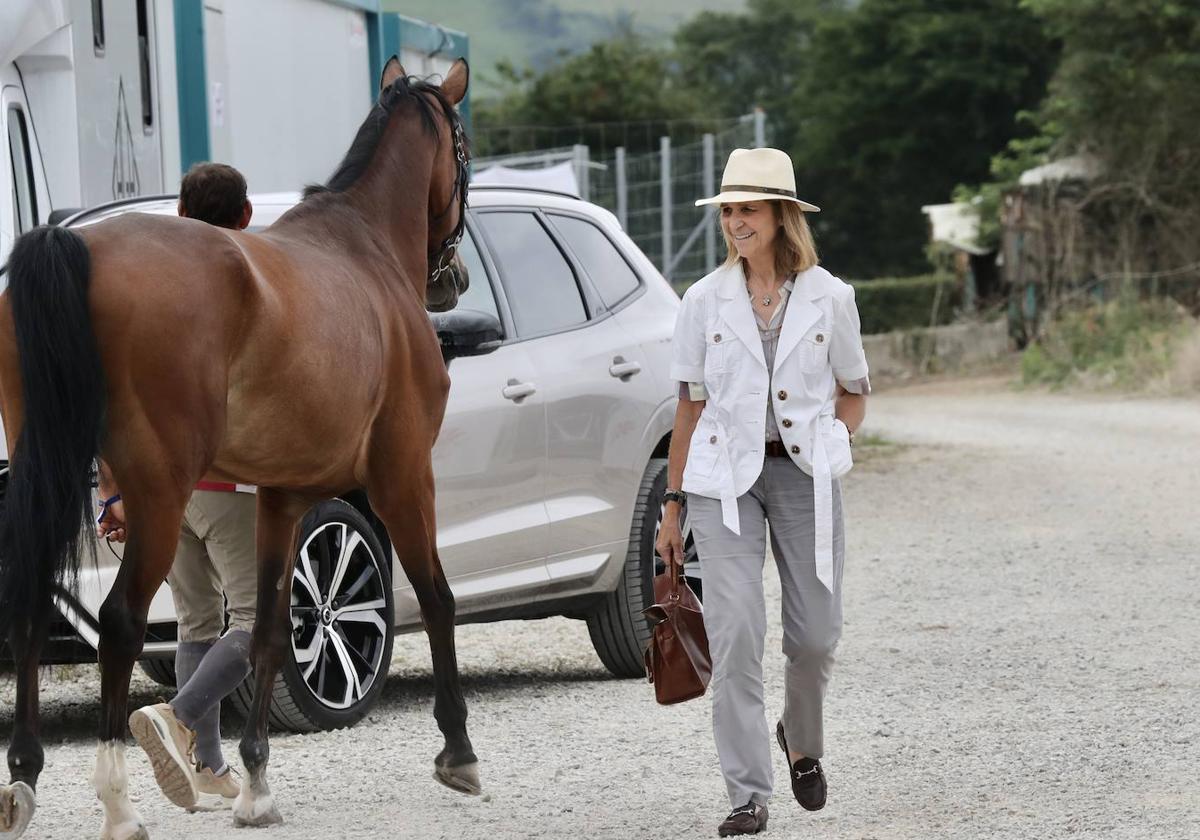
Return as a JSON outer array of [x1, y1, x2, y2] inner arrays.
[[451, 228, 499, 322], [547, 214, 641, 309], [476, 211, 586, 337], [7, 107, 38, 235]]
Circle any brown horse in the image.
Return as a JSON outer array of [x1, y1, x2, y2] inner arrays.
[[0, 57, 475, 839]]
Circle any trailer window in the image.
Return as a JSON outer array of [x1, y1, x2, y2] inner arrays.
[[92, 0, 106, 56], [7, 107, 38, 234], [136, 0, 154, 131]]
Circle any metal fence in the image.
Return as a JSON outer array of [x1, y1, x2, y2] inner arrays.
[[473, 110, 769, 289]]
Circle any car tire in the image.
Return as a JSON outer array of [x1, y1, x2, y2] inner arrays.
[[586, 457, 702, 678], [139, 658, 177, 688], [229, 499, 394, 732]]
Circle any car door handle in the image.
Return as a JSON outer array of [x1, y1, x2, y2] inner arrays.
[[502, 379, 537, 402], [608, 356, 642, 380]]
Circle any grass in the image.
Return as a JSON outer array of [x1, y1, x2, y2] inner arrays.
[[1020, 296, 1199, 392]]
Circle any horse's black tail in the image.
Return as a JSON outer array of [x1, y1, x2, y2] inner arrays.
[[0, 225, 105, 640]]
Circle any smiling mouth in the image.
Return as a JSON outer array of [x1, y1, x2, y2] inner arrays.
[[734, 232, 755, 241]]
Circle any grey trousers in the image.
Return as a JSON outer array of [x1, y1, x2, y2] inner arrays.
[[688, 455, 845, 808]]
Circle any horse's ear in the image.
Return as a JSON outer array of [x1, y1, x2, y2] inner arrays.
[[379, 56, 406, 93], [441, 58, 469, 106]]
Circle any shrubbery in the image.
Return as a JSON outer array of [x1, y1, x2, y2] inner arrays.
[[1020, 296, 1196, 390], [851, 274, 960, 335]]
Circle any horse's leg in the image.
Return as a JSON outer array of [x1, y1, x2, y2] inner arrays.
[[368, 462, 479, 795], [0, 612, 48, 839], [232, 489, 307, 829], [94, 493, 188, 840]]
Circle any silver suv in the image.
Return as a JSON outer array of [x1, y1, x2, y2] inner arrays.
[[0, 186, 699, 731]]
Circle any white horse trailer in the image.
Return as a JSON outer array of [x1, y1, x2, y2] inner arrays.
[[1, 0, 469, 265]]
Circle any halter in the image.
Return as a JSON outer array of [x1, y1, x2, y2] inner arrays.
[[428, 112, 470, 285]]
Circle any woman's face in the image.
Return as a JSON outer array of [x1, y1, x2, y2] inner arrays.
[[721, 201, 779, 264]]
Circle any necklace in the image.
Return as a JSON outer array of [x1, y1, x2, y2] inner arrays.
[[747, 283, 777, 306]]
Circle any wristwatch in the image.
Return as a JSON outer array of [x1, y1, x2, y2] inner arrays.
[[663, 488, 686, 507]]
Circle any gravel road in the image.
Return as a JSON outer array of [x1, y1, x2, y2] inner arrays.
[[4, 377, 1198, 840]]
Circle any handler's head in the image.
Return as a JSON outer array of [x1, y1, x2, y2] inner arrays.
[[696, 147, 820, 277], [178, 162, 252, 230]]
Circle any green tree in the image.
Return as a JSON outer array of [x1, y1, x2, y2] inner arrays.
[[1022, 0, 1200, 272], [672, 0, 843, 144], [794, 0, 1057, 277], [473, 30, 709, 157]]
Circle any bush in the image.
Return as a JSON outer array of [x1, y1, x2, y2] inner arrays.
[[851, 274, 960, 335], [1020, 297, 1194, 390]]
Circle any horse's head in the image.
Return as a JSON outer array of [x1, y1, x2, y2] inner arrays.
[[425, 252, 469, 313], [378, 57, 470, 311]]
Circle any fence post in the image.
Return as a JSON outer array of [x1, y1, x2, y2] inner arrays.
[[615, 146, 627, 230], [703, 133, 716, 275], [573, 144, 590, 200], [661, 136, 672, 276], [753, 107, 766, 148]]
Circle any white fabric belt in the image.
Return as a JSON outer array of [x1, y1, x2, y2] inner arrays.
[[714, 415, 835, 593], [810, 415, 835, 592]]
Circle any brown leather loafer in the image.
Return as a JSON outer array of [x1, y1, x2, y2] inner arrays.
[[717, 801, 768, 836], [776, 720, 827, 811]]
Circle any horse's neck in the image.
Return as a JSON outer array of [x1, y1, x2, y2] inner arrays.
[[346, 133, 435, 288]]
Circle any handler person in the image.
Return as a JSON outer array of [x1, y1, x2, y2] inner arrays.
[[655, 147, 870, 837], [97, 162, 257, 812]]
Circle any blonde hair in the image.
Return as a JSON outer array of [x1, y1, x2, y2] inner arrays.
[[721, 200, 819, 276]]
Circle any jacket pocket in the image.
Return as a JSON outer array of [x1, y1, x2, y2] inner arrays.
[[684, 416, 723, 482], [703, 331, 727, 390], [799, 329, 831, 372]]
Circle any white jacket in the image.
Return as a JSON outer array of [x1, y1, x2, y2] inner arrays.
[[669, 262, 870, 590]]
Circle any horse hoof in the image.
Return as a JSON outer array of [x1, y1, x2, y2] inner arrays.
[[232, 807, 282, 828], [232, 796, 283, 828], [103, 823, 150, 840], [433, 762, 481, 796], [0, 781, 36, 839]]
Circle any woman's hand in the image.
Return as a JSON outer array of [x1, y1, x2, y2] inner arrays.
[[96, 497, 127, 543], [655, 505, 685, 570]]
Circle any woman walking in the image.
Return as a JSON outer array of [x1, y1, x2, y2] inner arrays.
[[656, 147, 870, 836]]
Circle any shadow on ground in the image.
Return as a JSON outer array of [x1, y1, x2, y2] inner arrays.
[[0, 661, 618, 746]]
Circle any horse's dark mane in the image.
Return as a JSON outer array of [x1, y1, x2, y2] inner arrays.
[[302, 75, 461, 200]]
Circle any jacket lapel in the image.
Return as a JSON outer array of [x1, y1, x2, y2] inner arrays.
[[773, 266, 828, 376], [716, 264, 767, 369]]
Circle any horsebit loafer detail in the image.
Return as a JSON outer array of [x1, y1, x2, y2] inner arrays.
[[718, 801, 768, 837], [776, 720, 827, 811]]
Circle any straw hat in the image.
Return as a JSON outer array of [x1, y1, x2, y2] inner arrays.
[[695, 147, 819, 211]]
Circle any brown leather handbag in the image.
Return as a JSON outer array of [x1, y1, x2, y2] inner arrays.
[[642, 564, 712, 705]]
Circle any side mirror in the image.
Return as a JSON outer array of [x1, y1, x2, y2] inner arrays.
[[429, 309, 503, 365], [48, 207, 85, 226]]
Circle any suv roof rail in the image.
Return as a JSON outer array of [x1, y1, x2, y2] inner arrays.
[[468, 184, 584, 201], [55, 194, 180, 228]]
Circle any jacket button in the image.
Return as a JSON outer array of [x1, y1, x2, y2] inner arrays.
[[815, 333, 825, 343], [713, 333, 722, 343], [777, 390, 788, 400], [781, 418, 792, 428], [709, 435, 718, 444], [790, 444, 800, 455]]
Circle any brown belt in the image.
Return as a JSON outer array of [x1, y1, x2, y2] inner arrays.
[[764, 440, 791, 458]]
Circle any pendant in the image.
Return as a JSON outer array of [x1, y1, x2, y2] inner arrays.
[[762, 295, 772, 306]]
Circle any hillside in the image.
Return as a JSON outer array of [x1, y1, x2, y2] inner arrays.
[[385, 0, 744, 97]]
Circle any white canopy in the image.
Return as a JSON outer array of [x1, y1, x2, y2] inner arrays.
[[471, 161, 580, 197]]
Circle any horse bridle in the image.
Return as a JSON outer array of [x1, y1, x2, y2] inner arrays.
[[428, 110, 470, 284]]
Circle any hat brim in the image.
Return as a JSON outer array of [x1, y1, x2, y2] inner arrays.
[[695, 191, 820, 212]]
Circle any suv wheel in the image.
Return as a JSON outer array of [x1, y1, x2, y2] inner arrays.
[[586, 457, 702, 677], [139, 658, 177, 688], [230, 499, 394, 731]]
